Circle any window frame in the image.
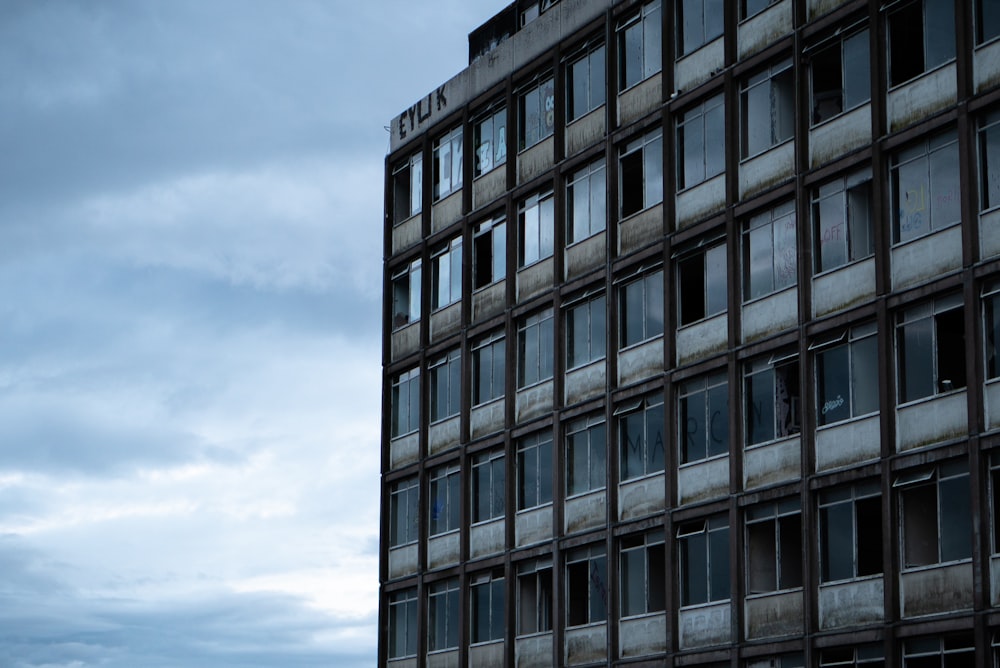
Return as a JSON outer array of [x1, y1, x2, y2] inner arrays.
[[389, 476, 419, 548], [808, 26, 871, 126], [431, 236, 462, 311], [678, 371, 729, 465], [474, 106, 507, 178], [743, 199, 797, 301], [517, 308, 554, 389], [566, 413, 607, 497], [895, 294, 966, 404], [518, 75, 555, 152], [617, 0, 663, 92], [390, 367, 420, 438], [745, 498, 803, 595], [811, 168, 874, 274], [617, 395, 666, 481], [890, 129, 961, 244], [740, 59, 795, 159], [392, 151, 423, 224], [566, 545, 609, 626], [566, 158, 607, 245], [619, 128, 664, 218], [473, 216, 507, 290], [744, 352, 801, 447], [470, 569, 506, 644], [894, 461, 972, 570], [471, 449, 505, 525], [886, 0, 956, 88], [677, 238, 727, 326], [566, 291, 607, 370], [979, 109, 1000, 213], [678, 514, 731, 607], [812, 322, 879, 427], [516, 558, 553, 636], [985, 281, 1000, 383], [977, 0, 1000, 45], [517, 431, 554, 511], [620, 531, 666, 617], [677, 93, 725, 190], [677, 0, 724, 57], [388, 587, 418, 659], [472, 330, 506, 406], [429, 348, 461, 423], [619, 268, 665, 348], [429, 464, 461, 537], [391, 258, 422, 330], [518, 189, 555, 267], [432, 125, 463, 202], [566, 40, 607, 123], [818, 480, 883, 583], [427, 579, 460, 653]]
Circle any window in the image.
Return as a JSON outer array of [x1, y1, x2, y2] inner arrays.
[[473, 216, 506, 290], [742, 0, 779, 19], [989, 283, 1000, 382], [429, 349, 461, 423], [744, 200, 797, 300], [895, 461, 972, 568], [679, 372, 729, 464], [902, 633, 974, 667], [429, 464, 460, 537], [519, 190, 555, 267], [566, 159, 607, 244], [819, 481, 883, 583], [620, 268, 664, 347], [566, 546, 608, 626], [813, 322, 879, 426], [896, 294, 965, 403], [746, 499, 802, 594], [471, 449, 505, 524], [521, 0, 558, 26], [517, 309, 554, 388], [679, 515, 730, 606], [620, 129, 664, 217], [566, 292, 606, 369], [978, 0, 1000, 44], [812, 169, 873, 273], [677, 241, 726, 325], [433, 126, 463, 201], [620, 532, 666, 616], [431, 237, 462, 310], [518, 76, 555, 151], [518, 431, 553, 510], [618, 395, 665, 480], [887, 0, 955, 87], [567, 42, 606, 122], [474, 107, 507, 177], [745, 353, 800, 446], [391, 258, 421, 329], [391, 367, 420, 438], [566, 414, 607, 496], [741, 59, 794, 158], [472, 330, 505, 405], [678, 0, 723, 56], [818, 644, 885, 667], [392, 152, 423, 223], [389, 477, 419, 548], [388, 588, 418, 659], [470, 569, 505, 644], [428, 579, 459, 652], [517, 558, 552, 635], [891, 130, 960, 243], [990, 452, 1000, 555], [677, 94, 725, 189], [810, 28, 870, 125], [618, 0, 662, 90], [980, 110, 1000, 212]]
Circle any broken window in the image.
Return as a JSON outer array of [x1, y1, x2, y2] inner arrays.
[[472, 330, 505, 405], [566, 545, 608, 626], [517, 558, 552, 635], [901, 633, 974, 667], [980, 109, 1000, 212], [566, 159, 607, 244], [474, 106, 507, 177], [618, 395, 665, 481], [812, 169, 873, 273], [896, 294, 965, 403], [390, 367, 420, 438], [566, 41, 606, 122], [679, 372, 729, 464], [891, 129, 960, 243], [741, 59, 794, 158], [429, 348, 461, 423], [391, 258, 421, 329], [620, 128, 663, 217], [519, 189, 555, 267], [895, 461, 972, 569], [518, 75, 555, 151], [819, 481, 883, 583], [746, 499, 802, 593], [389, 476, 419, 548], [566, 414, 607, 497], [618, 0, 662, 90], [620, 268, 664, 347], [620, 531, 666, 616], [679, 514, 730, 606], [677, 240, 727, 326], [433, 126, 463, 202], [392, 152, 423, 224], [813, 322, 879, 426], [887, 0, 955, 87], [677, 93, 725, 189], [427, 579, 459, 652], [431, 237, 462, 310], [677, 0, 723, 56], [978, 0, 1000, 44], [473, 216, 506, 290], [810, 28, 870, 125], [566, 292, 606, 369], [470, 569, 505, 643], [388, 588, 418, 659], [517, 431, 553, 510], [744, 200, 797, 300], [818, 643, 885, 667], [429, 464, 460, 537], [471, 449, 504, 524], [745, 352, 800, 446], [517, 309, 554, 388]]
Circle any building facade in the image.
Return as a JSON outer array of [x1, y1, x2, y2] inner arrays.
[[379, 0, 1000, 666]]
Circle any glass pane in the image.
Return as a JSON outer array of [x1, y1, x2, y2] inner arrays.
[[900, 317, 934, 402], [748, 520, 777, 592], [646, 402, 666, 473], [748, 222, 774, 299], [773, 209, 797, 290], [645, 134, 664, 205], [681, 390, 706, 463], [820, 502, 853, 581], [706, 244, 727, 316], [642, 6, 662, 79], [621, 548, 645, 616], [707, 382, 729, 457], [591, 46, 606, 109], [646, 271, 664, 338], [817, 344, 850, 425], [705, 98, 726, 177], [925, 0, 956, 69], [896, 155, 930, 242], [747, 369, 775, 444], [681, 532, 708, 605], [709, 525, 730, 601], [940, 473, 972, 562], [847, 179, 874, 260], [843, 30, 871, 110], [816, 191, 848, 272], [851, 335, 879, 416], [929, 140, 961, 230]]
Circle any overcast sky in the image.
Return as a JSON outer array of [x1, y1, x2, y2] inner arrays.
[[0, 2, 505, 665]]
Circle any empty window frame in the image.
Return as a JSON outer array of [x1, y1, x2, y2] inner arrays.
[[389, 476, 419, 548], [618, 0, 662, 91], [428, 579, 460, 652], [431, 237, 462, 310], [810, 27, 870, 125], [471, 449, 505, 524], [566, 545, 609, 625], [980, 109, 1000, 212], [429, 464, 461, 537], [566, 41, 607, 122], [988, 283, 1000, 381], [429, 348, 461, 423], [819, 481, 883, 583], [678, 515, 730, 606], [887, 0, 956, 87], [472, 330, 505, 405], [679, 372, 729, 464], [388, 587, 418, 659], [901, 633, 974, 667], [566, 414, 607, 497], [391, 258, 422, 329], [618, 395, 665, 481], [474, 107, 507, 177], [519, 189, 555, 267], [891, 129, 960, 243], [818, 643, 885, 667], [433, 126, 463, 202], [566, 159, 607, 244], [518, 75, 555, 151], [391, 367, 420, 438], [518, 309, 554, 388], [620, 531, 666, 616], [677, 240, 727, 326], [473, 216, 506, 290], [620, 128, 664, 217], [518, 431, 553, 510], [895, 461, 972, 569], [744, 200, 797, 300], [677, 0, 724, 56], [470, 569, 505, 644], [620, 268, 664, 347], [745, 352, 801, 446], [813, 322, 879, 426], [741, 59, 794, 158], [677, 93, 725, 189], [566, 292, 607, 370], [746, 499, 802, 594], [392, 152, 423, 224], [990, 452, 1000, 554], [978, 0, 1000, 44], [812, 169, 874, 273], [517, 558, 553, 635], [896, 294, 966, 403]]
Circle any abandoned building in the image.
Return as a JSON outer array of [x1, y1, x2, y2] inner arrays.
[[379, 0, 1000, 665]]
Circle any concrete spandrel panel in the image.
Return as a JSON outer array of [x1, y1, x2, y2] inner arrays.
[[565, 490, 607, 534], [676, 312, 727, 366], [427, 532, 460, 570], [675, 37, 723, 94], [391, 321, 420, 361], [891, 224, 961, 291], [818, 576, 884, 630], [887, 63, 957, 133], [617, 73, 662, 127], [517, 136, 555, 185], [676, 172, 725, 230], [468, 640, 504, 668], [814, 413, 880, 472], [565, 231, 606, 282], [981, 208, 1000, 261], [429, 301, 462, 343], [426, 649, 459, 668], [516, 256, 555, 303], [566, 106, 606, 157], [515, 632, 553, 668], [991, 555, 1000, 606], [896, 390, 968, 452], [744, 589, 803, 639], [739, 140, 794, 199], [812, 257, 875, 318], [470, 518, 505, 560], [617, 337, 664, 388], [471, 398, 506, 440], [618, 473, 665, 521], [738, 0, 792, 60], [619, 612, 667, 658], [515, 504, 553, 548], [617, 202, 664, 256], [976, 39, 1000, 94], [744, 436, 800, 490], [808, 0, 852, 19], [387, 658, 417, 668], [565, 359, 606, 407], [431, 189, 463, 234], [473, 166, 507, 211], [428, 415, 460, 457], [515, 379, 553, 424], [564, 623, 607, 666], [471, 280, 506, 324], [388, 544, 418, 579], [742, 286, 798, 343], [392, 214, 422, 255], [899, 562, 973, 618], [390, 432, 420, 470], [809, 103, 871, 168], [678, 601, 732, 649], [986, 379, 1000, 432], [677, 456, 729, 506]]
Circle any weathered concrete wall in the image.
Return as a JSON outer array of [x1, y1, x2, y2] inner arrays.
[[516, 504, 553, 547], [809, 104, 872, 168], [391, 321, 420, 361], [392, 214, 421, 255], [739, 140, 795, 199], [468, 640, 504, 668], [618, 473, 665, 521], [678, 601, 732, 649], [812, 257, 876, 318], [390, 432, 419, 470], [566, 106, 607, 157], [472, 280, 506, 323], [388, 657, 417, 668], [427, 531, 460, 570], [818, 576, 884, 630], [618, 202, 663, 256], [516, 378, 554, 424], [518, 136, 555, 184], [676, 173, 725, 230], [678, 456, 729, 505], [676, 313, 728, 365], [428, 415, 461, 456], [388, 544, 418, 579], [619, 612, 667, 658], [991, 555, 1000, 606], [888, 63, 957, 133], [565, 359, 606, 406], [891, 224, 962, 291], [515, 632, 553, 668], [471, 398, 505, 440], [738, 0, 792, 60], [431, 190, 463, 234], [618, 73, 662, 127], [981, 208, 1000, 261], [517, 257, 555, 303], [473, 165, 506, 211], [900, 562, 973, 618], [565, 489, 606, 534], [976, 39, 1000, 94], [744, 436, 800, 490], [430, 301, 462, 343], [808, 0, 852, 20], [470, 518, 505, 560], [815, 414, 880, 472], [426, 649, 459, 668], [565, 231, 606, 281], [896, 390, 968, 452], [618, 337, 664, 387], [675, 37, 723, 93], [986, 380, 1000, 432], [742, 287, 798, 343], [565, 624, 607, 665], [745, 590, 803, 639]]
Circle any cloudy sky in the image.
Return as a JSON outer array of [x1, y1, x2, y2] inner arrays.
[[0, 2, 505, 665]]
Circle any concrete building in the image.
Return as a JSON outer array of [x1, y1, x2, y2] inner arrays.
[[379, 0, 1000, 665]]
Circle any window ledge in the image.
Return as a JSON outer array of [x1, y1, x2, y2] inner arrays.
[[390, 430, 419, 442], [472, 396, 504, 410], [809, 100, 871, 130], [470, 516, 505, 529], [389, 542, 417, 552], [818, 573, 883, 588], [473, 165, 503, 182], [745, 586, 803, 600], [678, 453, 728, 470], [566, 621, 606, 631], [887, 58, 957, 93], [745, 432, 800, 451], [516, 377, 554, 392], [739, 136, 793, 164], [896, 386, 967, 410], [566, 104, 606, 128], [677, 310, 726, 332], [742, 283, 796, 307], [901, 558, 972, 574], [891, 220, 961, 249], [812, 254, 874, 280], [677, 34, 724, 62], [566, 486, 607, 501], [620, 609, 666, 622], [816, 410, 879, 432], [515, 502, 554, 515], [429, 529, 460, 539], [619, 470, 666, 485], [618, 71, 662, 95], [514, 629, 553, 640], [619, 333, 664, 353], [680, 599, 731, 612]]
